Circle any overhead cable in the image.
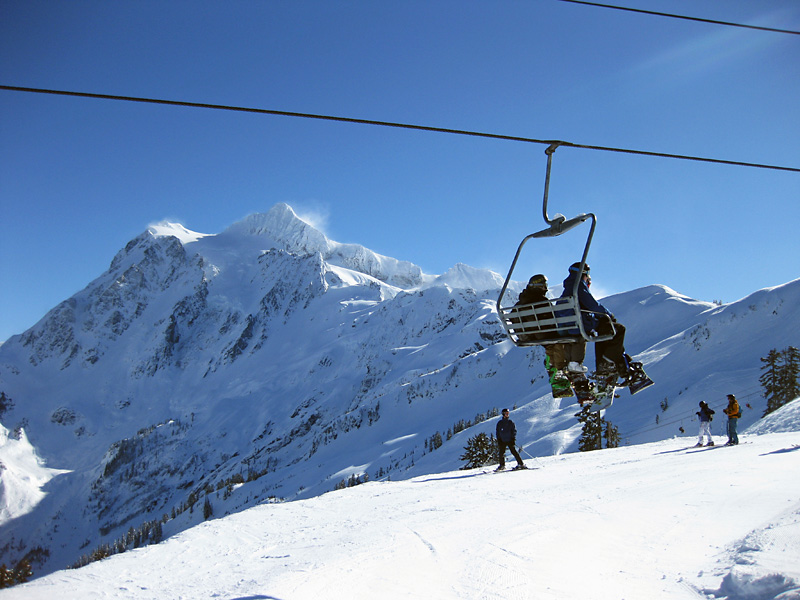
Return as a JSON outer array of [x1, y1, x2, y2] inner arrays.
[[556, 0, 800, 35], [2, 84, 799, 173]]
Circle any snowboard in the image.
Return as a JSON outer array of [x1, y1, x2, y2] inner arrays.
[[625, 357, 655, 395], [567, 370, 616, 412]]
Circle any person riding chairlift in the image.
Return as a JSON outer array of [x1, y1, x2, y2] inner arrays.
[[517, 274, 585, 373], [560, 262, 633, 384]]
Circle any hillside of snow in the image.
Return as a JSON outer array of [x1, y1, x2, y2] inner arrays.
[[5, 420, 799, 600], [0, 202, 798, 584]]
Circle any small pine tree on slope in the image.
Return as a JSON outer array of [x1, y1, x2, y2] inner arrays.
[[460, 432, 499, 470], [576, 406, 603, 452]]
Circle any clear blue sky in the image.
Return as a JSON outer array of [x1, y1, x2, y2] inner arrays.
[[1, 0, 799, 342]]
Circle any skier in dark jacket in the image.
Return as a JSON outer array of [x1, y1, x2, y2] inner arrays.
[[495, 409, 526, 471], [560, 262, 630, 381], [695, 401, 715, 447]]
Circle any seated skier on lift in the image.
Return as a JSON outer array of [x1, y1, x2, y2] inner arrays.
[[559, 262, 639, 386], [515, 274, 587, 394]]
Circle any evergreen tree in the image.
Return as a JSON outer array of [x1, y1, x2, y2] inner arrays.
[[781, 346, 800, 403], [12, 561, 32, 585], [760, 349, 783, 415], [203, 497, 213, 520], [761, 347, 800, 417], [0, 565, 13, 588], [0, 392, 13, 419], [459, 432, 498, 469], [575, 406, 602, 451], [604, 420, 621, 449]]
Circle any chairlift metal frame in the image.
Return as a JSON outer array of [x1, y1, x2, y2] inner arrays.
[[496, 142, 616, 347]]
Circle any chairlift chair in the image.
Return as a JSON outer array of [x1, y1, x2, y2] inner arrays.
[[496, 143, 616, 347]]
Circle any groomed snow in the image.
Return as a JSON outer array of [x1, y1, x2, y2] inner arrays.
[[6, 429, 799, 600]]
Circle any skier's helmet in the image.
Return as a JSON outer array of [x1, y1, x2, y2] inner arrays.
[[528, 274, 548, 291], [568, 262, 590, 275]]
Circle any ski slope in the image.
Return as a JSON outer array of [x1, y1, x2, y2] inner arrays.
[[6, 411, 799, 600]]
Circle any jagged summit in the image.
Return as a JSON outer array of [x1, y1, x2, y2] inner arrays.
[[220, 203, 424, 288], [222, 204, 330, 254], [127, 204, 502, 292], [148, 222, 210, 245]]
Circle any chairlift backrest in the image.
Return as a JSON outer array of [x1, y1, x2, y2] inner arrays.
[[498, 295, 585, 346]]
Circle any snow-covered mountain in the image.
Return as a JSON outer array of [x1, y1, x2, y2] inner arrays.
[[0, 202, 798, 582]]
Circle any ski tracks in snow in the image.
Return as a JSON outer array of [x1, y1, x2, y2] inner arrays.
[[455, 542, 535, 600]]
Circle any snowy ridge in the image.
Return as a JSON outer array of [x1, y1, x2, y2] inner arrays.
[[429, 262, 507, 295], [0, 203, 798, 586], [147, 222, 210, 245]]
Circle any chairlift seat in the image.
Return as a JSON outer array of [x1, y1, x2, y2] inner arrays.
[[498, 296, 584, 346]]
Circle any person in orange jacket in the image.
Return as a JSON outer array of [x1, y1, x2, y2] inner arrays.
[[722, 394, 741, 445]]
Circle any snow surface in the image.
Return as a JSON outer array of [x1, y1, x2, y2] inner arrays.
[[0, 424, 69, 523], [4, 422, 799, 600]]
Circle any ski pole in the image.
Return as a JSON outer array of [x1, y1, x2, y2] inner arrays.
[[519, 445, 545, 468]]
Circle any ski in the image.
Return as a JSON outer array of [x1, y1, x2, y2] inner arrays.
[[686, 441, 749, 452], [685, 445, 722, 452], [493, 464, 530, 473]]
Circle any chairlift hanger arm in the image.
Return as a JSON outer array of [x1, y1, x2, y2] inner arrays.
[[537, 142, 592, 237]]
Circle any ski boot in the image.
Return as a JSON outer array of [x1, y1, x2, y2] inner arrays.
[[546, 356, 574, 398], [623, 354, 654, 395]]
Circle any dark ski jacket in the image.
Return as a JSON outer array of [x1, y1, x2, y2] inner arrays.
[[697, 402, 715, 422], [560, 270, 614, 334], [496, 417, 517, 443], [515, 287, 554, 340], [517, 286, 548, 307]]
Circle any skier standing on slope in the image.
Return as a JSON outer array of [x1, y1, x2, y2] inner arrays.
[[723, 394, 741, 445], [495, 409, 526, 471], [695, 401, 715, 447]]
